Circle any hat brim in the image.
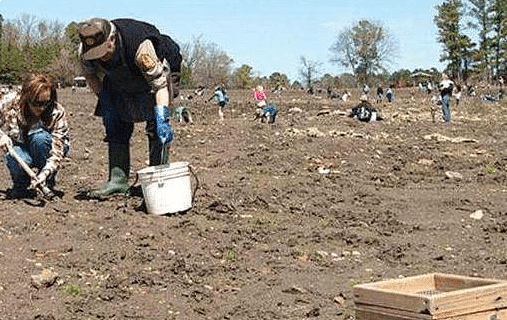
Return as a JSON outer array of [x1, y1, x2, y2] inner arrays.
[[82, 42, 109, 60]]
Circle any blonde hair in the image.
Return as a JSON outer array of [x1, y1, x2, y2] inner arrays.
[[256, 85, 263, 92]]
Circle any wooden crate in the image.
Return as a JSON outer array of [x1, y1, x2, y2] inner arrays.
[[354, 273, 507, 320]]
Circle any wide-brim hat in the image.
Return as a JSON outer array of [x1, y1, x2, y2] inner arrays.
[[79, 18, 112, 60]]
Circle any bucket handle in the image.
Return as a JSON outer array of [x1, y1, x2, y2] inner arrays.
[[189, 164, 199, 207]]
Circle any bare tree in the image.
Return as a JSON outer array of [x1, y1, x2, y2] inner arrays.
[[17, 13, 38, 45], [181, 36, 233, 88], [1, 20, 22, 46], [46, 48, 80, 85], [38, 20, 65, 44], [299, 55, 322, 91], [180, 35, 207, 74]]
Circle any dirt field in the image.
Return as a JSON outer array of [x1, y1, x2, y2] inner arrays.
[[1, 86, 507, 319]]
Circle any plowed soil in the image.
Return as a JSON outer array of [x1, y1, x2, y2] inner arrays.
[[1, 87, 507, 320]]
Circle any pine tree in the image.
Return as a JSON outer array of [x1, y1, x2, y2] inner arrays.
[[434, 0, 473, 80], [466, 0, 492, 76], [490, 0, 507, 77]]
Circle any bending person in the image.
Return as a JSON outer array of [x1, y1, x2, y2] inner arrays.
[[0, 73, 70, 199]]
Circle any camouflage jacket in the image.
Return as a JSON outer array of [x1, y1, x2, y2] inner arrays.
[[0, 92, 70, 176]]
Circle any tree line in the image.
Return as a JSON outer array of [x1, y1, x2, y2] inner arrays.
[[1, 5, 504, 90], [434, 0, 507, 83]]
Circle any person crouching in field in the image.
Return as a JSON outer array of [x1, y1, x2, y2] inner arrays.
[[174, 106, 193, 124], [254, 102, 278, 124], [0, 72, 70, 199], [349, 95, 383, 122]]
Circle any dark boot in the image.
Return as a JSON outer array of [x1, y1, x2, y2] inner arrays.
[[90, 143, 130, 197], [149, 139, 170, 166]]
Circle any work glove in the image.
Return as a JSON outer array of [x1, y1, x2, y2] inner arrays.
[[0, 134, 12, 153], [153, 105, 173, 145], [30, 169, 50, 190]]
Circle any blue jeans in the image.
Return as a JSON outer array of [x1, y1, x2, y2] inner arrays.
[[441, 94, 451, 122], [4, 128, 69, 189], [99, 87, 159, 144], [99, 88, 134, 144]]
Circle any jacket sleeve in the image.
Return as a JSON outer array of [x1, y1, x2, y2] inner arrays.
[[40, 104, 70, 177], [135, 39, 170, 106]]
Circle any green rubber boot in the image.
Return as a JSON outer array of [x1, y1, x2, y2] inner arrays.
[[90, 143, 130, 197], [149, 139, 170, 166]]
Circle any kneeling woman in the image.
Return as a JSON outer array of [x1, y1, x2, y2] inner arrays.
[[0, 73, 70, 198]]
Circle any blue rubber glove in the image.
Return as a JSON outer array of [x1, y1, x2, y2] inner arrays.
[[153, 105, 173, 145]]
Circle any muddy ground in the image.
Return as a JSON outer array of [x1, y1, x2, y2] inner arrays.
[[1, 86, 507, 319]]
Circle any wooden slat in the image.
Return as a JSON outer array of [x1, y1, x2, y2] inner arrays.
[[356, 304, 507, 320], [356, 304, 432, 320], [354, 286, 430, 314], [429, 284, 507, 317], [354, 274, 507, 316], [356, 273, 437, 294], [433, 274, 500, 292]]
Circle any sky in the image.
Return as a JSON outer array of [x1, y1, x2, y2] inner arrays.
[[0, 0, 445, 82]]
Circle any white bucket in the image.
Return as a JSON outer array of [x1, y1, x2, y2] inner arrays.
[[137, 162, 193, 215]]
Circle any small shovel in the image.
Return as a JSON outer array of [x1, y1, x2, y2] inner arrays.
[[7, 145, 56, 200]]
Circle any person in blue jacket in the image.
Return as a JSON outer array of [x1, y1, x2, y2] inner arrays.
[[209, 85, 229, 121]]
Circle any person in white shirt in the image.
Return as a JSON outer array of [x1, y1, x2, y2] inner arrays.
[[439, 73, 454, 123]]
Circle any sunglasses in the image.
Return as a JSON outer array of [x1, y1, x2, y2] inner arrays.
[[30, 99, 53, 109]]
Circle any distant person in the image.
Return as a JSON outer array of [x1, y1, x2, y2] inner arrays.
[[386, 85, 395, 103], [194, 86, 206, 97], [427, 81, 433, 94], [327, 87, 340, 99], [480, 89, 504, 102], [78, 17, 182, 198], [254, 85, 267, 109], [376, 86, 383, 104], [349, 95, 382, 122], [466, 84, 476, 97], [254, 102, 278, 124], [208, 85, 229, 121], [362, 83, 370, 95], [342, 91, 351, 102], [439, 73, 454, 123], [174, 106, 193, 124], [0, 72, 70, 199], [453, 84, 462, 106]]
